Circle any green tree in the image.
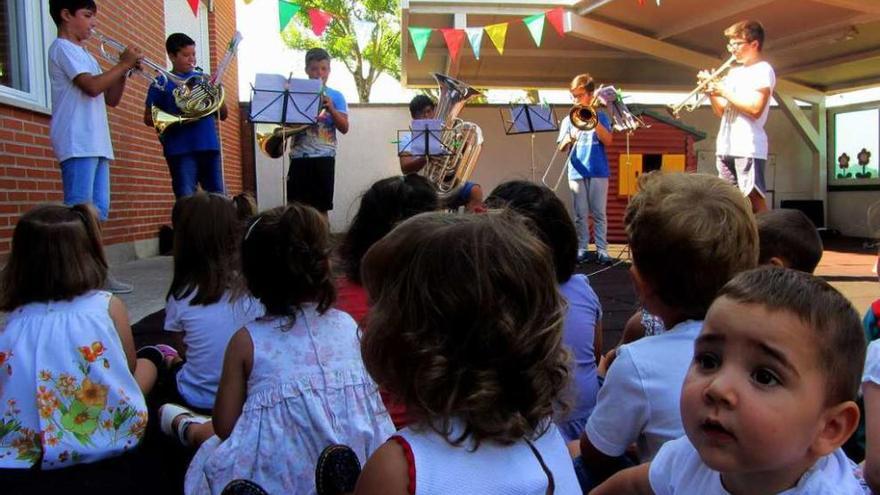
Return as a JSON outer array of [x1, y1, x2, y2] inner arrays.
[[281, 0, 400, 103]]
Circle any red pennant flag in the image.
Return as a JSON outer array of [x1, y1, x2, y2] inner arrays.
[[309, 8, 334, 36], [546, 8, 564, 37], [187, 0, 199, 16], [638, 0, 645, 4], [440, 28, 465, 61]]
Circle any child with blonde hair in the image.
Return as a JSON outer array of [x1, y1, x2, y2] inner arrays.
[[596, 267, 866, 494], [578, 172, 758, 489]]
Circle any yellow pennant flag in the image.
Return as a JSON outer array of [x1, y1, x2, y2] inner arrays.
[[484, 22, 508, 55]]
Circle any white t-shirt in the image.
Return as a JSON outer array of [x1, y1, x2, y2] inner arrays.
[[584, 319, 702, 461], [715, 61, 776, 160], [165, 291, 264, 409], [649, 436, 864, 494], [48, 38, 114, 162], [862, 339, 880, 386]]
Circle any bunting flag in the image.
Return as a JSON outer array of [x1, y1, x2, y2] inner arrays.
[[408, 26, 432, 60], [187, 0, 199, 16], [484, 22, 508, 55], [243, 0, 253, 3], [309, 8, 334, 36], [523, 13, 545, 47], [546, 7, 565, 37], [353, 18, 376, 52], [440, 29, 465, 61], [465, 27, 484, 59], [278, 0, 301, 31]]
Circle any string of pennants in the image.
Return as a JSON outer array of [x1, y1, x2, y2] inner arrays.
[[407, 8, 564, 61], [408, 0, 660, 61]]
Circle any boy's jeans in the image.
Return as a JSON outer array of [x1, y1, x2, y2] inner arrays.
[[61, 157, 110, 221], [569, 177, 608, 255]]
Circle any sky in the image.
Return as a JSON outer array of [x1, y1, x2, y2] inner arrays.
[[234, 0, 879, 108]]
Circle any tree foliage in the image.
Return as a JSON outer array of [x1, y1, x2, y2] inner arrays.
[[281, 0, 400, 102]]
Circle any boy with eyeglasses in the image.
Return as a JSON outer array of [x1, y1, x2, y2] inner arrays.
[[705, 20, 775, 214]]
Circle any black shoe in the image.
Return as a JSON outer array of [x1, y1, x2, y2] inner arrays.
[[221, 480, 268, 495], [576, 251, 597, 264], [316, 444, 362, 495]]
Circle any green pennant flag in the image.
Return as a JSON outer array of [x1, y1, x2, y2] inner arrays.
[[523, 13, 545, 47], [408, 27, 433, 61], [279, 0, 301, 32]]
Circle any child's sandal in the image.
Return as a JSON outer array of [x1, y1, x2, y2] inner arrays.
[[158, 403, 210, 447], [315, 444, 362, 495]]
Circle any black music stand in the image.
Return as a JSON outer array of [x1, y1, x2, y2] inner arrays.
[[249, 74, 322, 203], [500, 104, 559, 181], [396, 119, 451, 159]]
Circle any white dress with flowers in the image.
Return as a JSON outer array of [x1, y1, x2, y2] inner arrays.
[[185, 305, 394, 495], [0, 291, 147, 470]]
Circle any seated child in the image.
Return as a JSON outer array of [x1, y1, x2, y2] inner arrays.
[[185, 203, 394, 494], [756, 208, 823, 272], [155, 192, 264, 446], [579, 172, 758, 487], [0, 205, 150, 491], [605, 206, 824, 375], [355, 211, 580, 494], [336, 174, 439, 326], [595, 266, 866, 494], [485, 180, 602, 443]]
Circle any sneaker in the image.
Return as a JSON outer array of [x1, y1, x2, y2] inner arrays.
[[159, 403, 210, 447], [576, 251, 596, 264], [596, 252, 614, 265], [104, 274, 134, 294], [316, 444, 362, 495]]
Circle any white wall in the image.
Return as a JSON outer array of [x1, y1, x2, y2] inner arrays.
[[163, 0, 210, 71], [253, 103, 878, 236]]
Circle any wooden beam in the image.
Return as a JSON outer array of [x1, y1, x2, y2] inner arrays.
[[808, 0, 880, 15], [656, 0, 774, 40], [765, 14, 878, 51], [775, 91, 821, 152], [565, 13, 826, 103], [777, 47, 880, 76], [575, 0, 618, 16]]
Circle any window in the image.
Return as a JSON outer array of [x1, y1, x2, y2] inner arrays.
[[164, 0, 210, 73], [829, 104, 880, 187], [0, 0, 51, 112]]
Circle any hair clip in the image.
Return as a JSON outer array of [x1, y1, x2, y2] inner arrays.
[[244, 216, 262, 240]]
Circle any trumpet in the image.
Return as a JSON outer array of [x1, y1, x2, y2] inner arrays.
[[90, 29, 187, 90], [667, 54, 737, 119]]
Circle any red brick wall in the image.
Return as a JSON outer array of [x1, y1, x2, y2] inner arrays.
[[604, 115, 700, 242], [0, 0, 242, 255]]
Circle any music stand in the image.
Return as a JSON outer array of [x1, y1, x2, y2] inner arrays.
[[396, 119, 451, 159], [500, 104, 559, 181], [249, 74, 322, 203]]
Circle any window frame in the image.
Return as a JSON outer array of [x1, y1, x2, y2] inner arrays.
[[828, 100, 880, 189], [0, 0, 54, 114]]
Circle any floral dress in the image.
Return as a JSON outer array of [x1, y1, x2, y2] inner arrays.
[[0, 291, 147, 470], [185, 305, 394, 495]]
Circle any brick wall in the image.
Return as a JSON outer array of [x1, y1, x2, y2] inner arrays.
[[0, 0, 242, 256]]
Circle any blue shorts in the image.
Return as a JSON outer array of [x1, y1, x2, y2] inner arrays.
[[60, 157, 110, 221]]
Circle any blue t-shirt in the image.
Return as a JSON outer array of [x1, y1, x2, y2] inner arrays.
[[557, 111, 611, 180], [291, 85, 348, 159], [145, 70, 220, 157]]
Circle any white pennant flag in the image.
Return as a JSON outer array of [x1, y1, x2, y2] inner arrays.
[[353, 18, 376, 53], [465, 27, 483, 59]]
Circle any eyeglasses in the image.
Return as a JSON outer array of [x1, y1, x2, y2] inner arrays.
[[727, 40, 749, 50]]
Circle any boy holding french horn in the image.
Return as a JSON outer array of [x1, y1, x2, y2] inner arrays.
[[706, 20, 775, 214]]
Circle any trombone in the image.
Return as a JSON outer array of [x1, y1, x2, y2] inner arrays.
[[667, 54, 737, 119], [91, 29, 187, 90]]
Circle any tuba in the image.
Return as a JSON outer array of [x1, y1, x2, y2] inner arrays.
[[421, 73, 483, 193]]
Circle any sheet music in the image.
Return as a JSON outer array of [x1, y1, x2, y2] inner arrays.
[[511, 105, 556, 133], [399, 119, 446, 156], [250, 74, 322, 124]]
